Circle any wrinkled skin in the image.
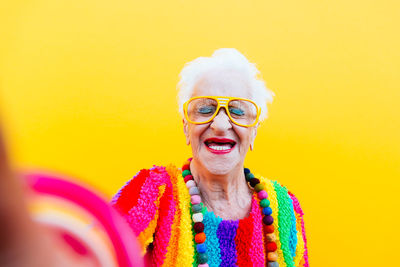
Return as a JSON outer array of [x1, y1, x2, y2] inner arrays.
[[183, 69, 258, 220]]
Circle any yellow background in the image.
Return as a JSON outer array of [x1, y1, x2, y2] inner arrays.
[[1, 0, 399, 266]]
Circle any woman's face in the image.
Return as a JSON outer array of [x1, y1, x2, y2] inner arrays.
[[183, 69, 258, 175]]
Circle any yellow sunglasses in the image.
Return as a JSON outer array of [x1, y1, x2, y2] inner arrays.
[[183, 96, 261, 127]]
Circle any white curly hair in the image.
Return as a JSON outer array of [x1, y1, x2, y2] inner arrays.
[[177, 48, 274, 122]]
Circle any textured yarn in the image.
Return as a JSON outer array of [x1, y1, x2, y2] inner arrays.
[[261, 178, 286, 267], [288, 192, 309, 267], [112, 165, 308, 267], [273, 181, 296, 267]]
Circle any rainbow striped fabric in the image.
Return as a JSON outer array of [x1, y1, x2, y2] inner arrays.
[[111, 165, 309, 267]]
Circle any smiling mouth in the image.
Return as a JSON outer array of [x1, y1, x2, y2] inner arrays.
[[204, 138, 236, 153]]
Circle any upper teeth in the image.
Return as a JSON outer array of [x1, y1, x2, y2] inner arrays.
[[209, 145, 231, 150]]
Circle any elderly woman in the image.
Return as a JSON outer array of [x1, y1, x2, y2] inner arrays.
[[112, 49, 309, 267]]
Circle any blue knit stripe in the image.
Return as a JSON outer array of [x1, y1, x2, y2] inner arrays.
[[204, 210, 222, 266]]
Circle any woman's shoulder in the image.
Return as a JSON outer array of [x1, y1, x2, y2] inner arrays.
[[111, 164, 182, 213], [257, 175, 304, 215], [257, 175, 309, 267], [110, 164, 186, 253], [257, 175, 291, 199], [256, 174, 304, 222]]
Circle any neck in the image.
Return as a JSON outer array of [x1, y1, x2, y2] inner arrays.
[[190, 159, 252, 220]]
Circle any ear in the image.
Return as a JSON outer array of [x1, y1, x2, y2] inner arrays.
[[183, 119, 190, 145], [250, 125, 258, 151]]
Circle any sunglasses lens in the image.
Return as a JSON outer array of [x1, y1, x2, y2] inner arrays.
[[186, 97, 258, 126], [228, 99, 258, 126], [187, 97, 218, 123]]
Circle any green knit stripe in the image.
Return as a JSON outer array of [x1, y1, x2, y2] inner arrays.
[[273, 181, 295, 267]]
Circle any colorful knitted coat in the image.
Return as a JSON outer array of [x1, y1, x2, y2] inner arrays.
[[111, 165, 309, 267]]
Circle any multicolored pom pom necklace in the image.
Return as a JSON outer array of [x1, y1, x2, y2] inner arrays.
[[181, 158, 279, 267]]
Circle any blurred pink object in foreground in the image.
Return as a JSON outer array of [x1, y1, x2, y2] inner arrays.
[[24, 172, 143, 267]]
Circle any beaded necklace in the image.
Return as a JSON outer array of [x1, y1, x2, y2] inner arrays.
[[181, 158, 279, 267]]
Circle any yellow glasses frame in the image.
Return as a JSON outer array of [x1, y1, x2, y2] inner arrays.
[[183, 96, 261, 127]]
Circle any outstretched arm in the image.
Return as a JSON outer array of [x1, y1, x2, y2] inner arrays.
[[0, 125, 51, 266], [0, 123, 104, 267]]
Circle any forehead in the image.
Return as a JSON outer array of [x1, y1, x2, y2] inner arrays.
[[191, 69, 252, 99]]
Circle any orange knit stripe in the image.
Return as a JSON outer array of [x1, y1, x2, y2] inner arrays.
[[164, 165, 195, 267]]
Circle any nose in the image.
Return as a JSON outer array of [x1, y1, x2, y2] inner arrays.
[[210, 108, 232, 132]]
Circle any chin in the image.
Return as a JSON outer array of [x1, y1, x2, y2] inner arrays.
[[200, 154, 241, 175]]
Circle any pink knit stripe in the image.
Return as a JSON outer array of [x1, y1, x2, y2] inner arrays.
[[289, 193, 309, 267], [148, 167, 177, 266], [127, 168, 167, 235], [249, 196, 266, 267]]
